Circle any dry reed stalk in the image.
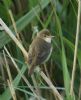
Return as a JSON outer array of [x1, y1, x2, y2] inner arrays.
[[70, 0, 81, 96]]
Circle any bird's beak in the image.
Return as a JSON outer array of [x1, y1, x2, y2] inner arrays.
[[49, 36, 55, 39], [51, 36, 55, 38], [46, 35, 55, 38]]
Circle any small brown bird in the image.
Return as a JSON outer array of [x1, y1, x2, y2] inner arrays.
[[28, 29, 54, 75]]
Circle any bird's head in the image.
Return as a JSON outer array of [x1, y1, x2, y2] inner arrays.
[[37, 29, 54, 43]]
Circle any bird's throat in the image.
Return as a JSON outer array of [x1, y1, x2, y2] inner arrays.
[[43, 37, 51, 43]]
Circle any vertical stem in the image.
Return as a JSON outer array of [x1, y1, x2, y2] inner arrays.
[[70, 0, 81, 96]]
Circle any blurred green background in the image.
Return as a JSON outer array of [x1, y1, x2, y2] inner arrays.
[[0, 0, 80, 100]]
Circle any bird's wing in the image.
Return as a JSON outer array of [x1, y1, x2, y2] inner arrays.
[[28, 38, 51, 65], [28, 43, 49, 75], [28, 38, 51, 75], [35, 41, 51, 64]]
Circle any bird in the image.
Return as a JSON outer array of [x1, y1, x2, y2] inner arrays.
[[28, 29, 54, 75]]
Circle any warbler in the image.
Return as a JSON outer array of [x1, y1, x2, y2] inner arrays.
[[28, 29, 54, 75]]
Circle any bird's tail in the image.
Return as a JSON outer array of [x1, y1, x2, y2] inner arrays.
[[28, 65, 35, 76]]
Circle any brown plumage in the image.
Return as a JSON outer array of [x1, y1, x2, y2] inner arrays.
[[28, 29, 53, 75]]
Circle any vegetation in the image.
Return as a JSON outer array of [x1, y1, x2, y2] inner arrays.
[[0, 0, 81, 100]]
